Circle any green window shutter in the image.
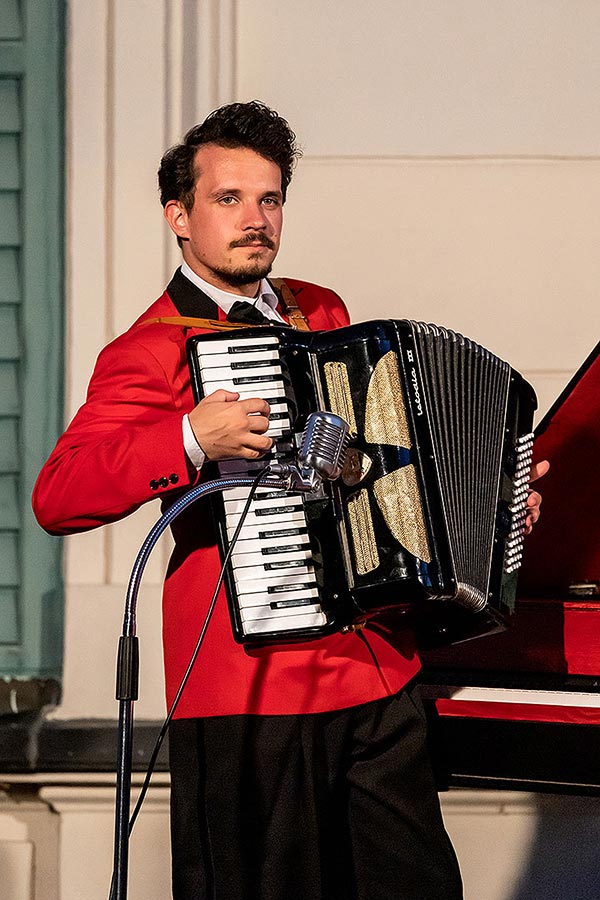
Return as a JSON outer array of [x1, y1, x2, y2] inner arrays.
[[0, 0, 64, 682]]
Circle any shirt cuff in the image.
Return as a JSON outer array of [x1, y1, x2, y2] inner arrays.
[[182, 414, 206, 470]]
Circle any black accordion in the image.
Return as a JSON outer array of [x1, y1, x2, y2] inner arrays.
[[187, 320, 537, 646]]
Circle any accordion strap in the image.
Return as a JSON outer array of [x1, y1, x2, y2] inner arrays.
[[136, 315, 251, 330], [137, 278, 311, 332], [270, 278, 311, 331]]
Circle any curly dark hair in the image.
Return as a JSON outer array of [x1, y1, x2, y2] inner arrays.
[[158, 100, 302, 210]]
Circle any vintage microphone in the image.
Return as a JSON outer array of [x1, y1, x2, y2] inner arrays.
[[268, 410, 351, 490]]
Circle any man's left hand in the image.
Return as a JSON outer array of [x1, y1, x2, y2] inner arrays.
[[525, 459, 550, 534]]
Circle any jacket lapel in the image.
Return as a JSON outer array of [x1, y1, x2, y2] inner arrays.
[[165, 267, 221, 319]]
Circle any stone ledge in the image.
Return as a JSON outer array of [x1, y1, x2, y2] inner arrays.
[[0, 717, 168, 773]]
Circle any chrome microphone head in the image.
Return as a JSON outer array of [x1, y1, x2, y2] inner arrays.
[[298, 411, 351, 481]]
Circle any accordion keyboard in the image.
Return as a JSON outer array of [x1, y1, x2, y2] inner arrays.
[[191, 334, 327, 636]]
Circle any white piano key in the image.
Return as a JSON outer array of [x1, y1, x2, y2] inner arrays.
[[193, 335, 279, 355], [232, 532, 310, 555], [236, 569, 317, 593], [235, 525, 309, 545], [225, 485, 294, 502], [227, 518, 308, 544], [234, 562, 314, 586], [239, 596, 322, 619], [254, 525, 309, 540], [202, 378, 286, 397], [226, 509, 307, 537], [240, 602, 324, 622], [232, 547, 313, 569], [224, 494, 303, 515], [201, 363, 282, 384], [242, 612, 328, 634], [267, 421, 291, 437], [236, 584, 319, 607], [198, 348, 281, 369]]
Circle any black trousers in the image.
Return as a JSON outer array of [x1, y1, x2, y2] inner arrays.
[[168, 684, 463, 900]]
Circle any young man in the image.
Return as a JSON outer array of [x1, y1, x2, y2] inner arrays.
[[33, 101, 545, 900]]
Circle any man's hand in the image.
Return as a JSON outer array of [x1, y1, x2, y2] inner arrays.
[[525, 459, 550, 534], [189, 389, 272, 461]]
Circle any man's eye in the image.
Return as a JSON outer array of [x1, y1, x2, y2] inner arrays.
[[219, 196, 237, 205], [262, 197, 280, 207]]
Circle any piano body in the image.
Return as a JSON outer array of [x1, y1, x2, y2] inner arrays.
[[421, 340, 600, 794]]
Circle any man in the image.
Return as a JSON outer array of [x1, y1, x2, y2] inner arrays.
[[33, 101, 545, 900]]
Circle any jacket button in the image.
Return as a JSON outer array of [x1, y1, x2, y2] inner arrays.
[[149, 480, 159, 491], [169, 473, 179, 485], [159, 476, 169, 488]]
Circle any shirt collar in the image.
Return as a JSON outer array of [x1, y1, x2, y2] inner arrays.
[[180, 260, 278, 315]]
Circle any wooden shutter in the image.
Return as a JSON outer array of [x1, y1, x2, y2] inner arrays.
[[0, 0, 64, 684]]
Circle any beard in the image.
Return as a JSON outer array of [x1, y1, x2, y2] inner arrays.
[[213, 234, 277, 286], [212, 255, 274, 287]]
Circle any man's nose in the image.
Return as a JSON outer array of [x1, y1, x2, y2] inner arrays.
[[240, 202, 268, 230]]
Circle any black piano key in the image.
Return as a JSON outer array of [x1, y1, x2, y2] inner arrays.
[[270, 598, 320, 610], [254, 504, 304, 517], [231, 360, 283, 370], [262, 543, 306, 555], [259, 527, 308, 539], [267, 582, 316, 594], [228, 343, 275, 354], [233, 374, 280, 385]]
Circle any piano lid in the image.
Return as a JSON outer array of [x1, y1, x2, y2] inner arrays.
[[519, 339, 600, 597]]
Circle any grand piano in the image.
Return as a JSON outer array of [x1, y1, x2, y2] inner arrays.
[[420, 340, 600, 794]]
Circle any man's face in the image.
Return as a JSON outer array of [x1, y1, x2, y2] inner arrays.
[[164, 143, 283, 297]]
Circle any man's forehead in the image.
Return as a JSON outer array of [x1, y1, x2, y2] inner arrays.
[[193, 143, 282, 191]]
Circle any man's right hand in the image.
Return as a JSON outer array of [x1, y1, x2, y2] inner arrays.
[[188, 389, 272, 461]]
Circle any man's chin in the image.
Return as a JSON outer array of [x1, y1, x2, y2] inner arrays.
[[217, 262, 273, 288]]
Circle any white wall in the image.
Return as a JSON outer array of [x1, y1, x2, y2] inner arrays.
[[59, 0, 600, 721]]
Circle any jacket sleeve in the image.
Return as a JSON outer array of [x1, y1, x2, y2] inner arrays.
[[32, 335, 195, 536]]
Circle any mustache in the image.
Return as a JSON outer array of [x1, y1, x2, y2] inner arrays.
[[230, 233, 275, 250]]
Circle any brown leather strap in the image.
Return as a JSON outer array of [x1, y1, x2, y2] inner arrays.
[[137, 279, 311, 332], [270, 278, 311, 331], [136, 315, 256, 331]]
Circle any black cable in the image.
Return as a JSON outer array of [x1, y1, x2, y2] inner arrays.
[[108, 467, 272, 900], [127, 466, 268, 834]]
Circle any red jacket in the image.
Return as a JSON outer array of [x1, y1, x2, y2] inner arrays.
[[33, 274, 420, 717]]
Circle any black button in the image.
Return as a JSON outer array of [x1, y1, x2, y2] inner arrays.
[[159, 477, 169, 488], [169, 473, 179, 485], [149, 480, 159, 491]]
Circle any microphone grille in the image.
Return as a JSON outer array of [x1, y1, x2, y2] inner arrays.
[[299, 412, 350, 480]]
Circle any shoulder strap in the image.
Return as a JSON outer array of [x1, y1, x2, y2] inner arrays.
[[270, 278, 311, 331], [136, 278, 312, 332], [135, 315, 254, 331]]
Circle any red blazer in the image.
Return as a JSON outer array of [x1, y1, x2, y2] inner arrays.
[[33, 273, 420, 717]]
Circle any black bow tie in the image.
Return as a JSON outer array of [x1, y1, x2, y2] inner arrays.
[[227, 300, 272, 325]]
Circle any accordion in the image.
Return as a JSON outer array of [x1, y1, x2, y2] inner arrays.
[[187, 320, 537, 646]]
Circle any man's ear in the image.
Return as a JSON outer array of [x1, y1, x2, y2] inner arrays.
[[164, 200, 190, 242]]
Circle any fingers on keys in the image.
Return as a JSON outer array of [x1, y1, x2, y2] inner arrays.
[[240, 397, 272, 457]]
